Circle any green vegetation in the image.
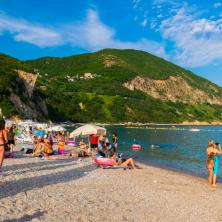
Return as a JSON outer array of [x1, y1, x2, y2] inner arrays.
[[0, 53, 35, 117], [2, 48, 222, 123]]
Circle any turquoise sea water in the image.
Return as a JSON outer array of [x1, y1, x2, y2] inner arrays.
[[108, 125, 222, 179], [70, 125, 222, 179]]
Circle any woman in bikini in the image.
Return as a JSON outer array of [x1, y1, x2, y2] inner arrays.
[[206, 140, 222, 186], [110, 153, 136, 169], [0, 119, 8, 173]]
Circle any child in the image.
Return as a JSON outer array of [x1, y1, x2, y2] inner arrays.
[[58, 133, 65, 155]]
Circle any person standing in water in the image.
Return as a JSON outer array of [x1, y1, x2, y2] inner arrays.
[[206, 140, 222, 187], [0, 119, 8, 174]]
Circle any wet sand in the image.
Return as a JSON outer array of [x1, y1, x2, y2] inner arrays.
[[1, 145, 222, 222]]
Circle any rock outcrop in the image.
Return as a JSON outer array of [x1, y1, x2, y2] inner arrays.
[[9, 70, 48, 120], [123, 76, 222, 105], [17, 70, 37, 97]]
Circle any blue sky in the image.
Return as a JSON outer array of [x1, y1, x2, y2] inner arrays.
[[1, 0, 222, 85]]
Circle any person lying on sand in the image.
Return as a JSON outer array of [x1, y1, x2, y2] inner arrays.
[[110, 153, 136, 169]]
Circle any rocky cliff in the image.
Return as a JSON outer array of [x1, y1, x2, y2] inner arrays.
[[9, 70, 48, 120], [123, 75, 222, 105]]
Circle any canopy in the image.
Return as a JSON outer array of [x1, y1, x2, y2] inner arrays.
[[70, 124, 106, 138], [47, 125, 66, 132]]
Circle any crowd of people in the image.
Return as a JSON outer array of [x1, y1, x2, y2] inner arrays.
[[0, 118, 136, 175], [4, 117, 222, 183]]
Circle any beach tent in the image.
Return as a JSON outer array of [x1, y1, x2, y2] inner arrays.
[[47, 125, 66, 132], [70, 124, 106, 138]]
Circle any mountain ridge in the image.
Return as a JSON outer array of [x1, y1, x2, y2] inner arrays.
[[2, 48, 222, 123]]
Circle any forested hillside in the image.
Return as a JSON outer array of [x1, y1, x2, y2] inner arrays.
[[24, 49, 222, 123], [1, 49, 222, 123]]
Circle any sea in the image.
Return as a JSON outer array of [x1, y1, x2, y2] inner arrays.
[[69, 125, 222, 180]]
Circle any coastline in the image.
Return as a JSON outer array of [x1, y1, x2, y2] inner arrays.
[[6, 118, 222, 127], [1, 145, 222, 221]]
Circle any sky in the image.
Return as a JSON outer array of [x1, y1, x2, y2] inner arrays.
[[1, 0, 222, 85]]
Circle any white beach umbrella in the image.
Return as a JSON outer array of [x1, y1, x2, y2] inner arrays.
[[70, 124, 106, 138], [47, 125, 66, 132]]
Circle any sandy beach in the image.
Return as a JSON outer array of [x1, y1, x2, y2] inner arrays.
[[0, 145, 222, 222]]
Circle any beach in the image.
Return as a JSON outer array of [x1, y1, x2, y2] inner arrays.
[[1, 146, 222, 222]]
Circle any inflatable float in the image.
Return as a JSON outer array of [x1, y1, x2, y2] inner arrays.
[[94, 157, 115, 166], [132, 144, 141, 151]]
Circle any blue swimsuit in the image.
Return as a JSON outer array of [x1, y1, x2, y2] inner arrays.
[[213, 155, 219, 175]]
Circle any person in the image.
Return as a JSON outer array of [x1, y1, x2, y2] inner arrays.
[[109, 152, 136, 169], [44, 136, 53, 158], [8, 126, 15, 153], [47, 131, 53, 148], [90, 134, 98, 151], [79, 138, 88, 157], [112, 132, 118, 153], [0, 118, 8, 173], [57, 133, 65, 155], [33, 138, 44, 156], [65, 131, 70, 143], [97, 134, 106, 157], [206, 140, 222, 187]]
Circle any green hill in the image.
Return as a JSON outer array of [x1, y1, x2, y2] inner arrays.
[[25, 48, 222, 123], [2, 48, 222, 123]]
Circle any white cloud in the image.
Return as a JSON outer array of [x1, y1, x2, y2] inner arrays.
[[213, 2, 221, 8], [133, 0, 141, 9], [141, 18, 148, 27], [0, 10, 167, 59], [0, 13, 62, 47], [159, 7, 222, 67], [65, 10, 167, 58]]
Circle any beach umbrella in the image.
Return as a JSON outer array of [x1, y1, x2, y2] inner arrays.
[[70, 124, 106, 138], [47, 125, 66, 132], [32, 130, 46, 137]]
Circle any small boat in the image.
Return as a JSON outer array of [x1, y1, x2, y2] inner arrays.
[[189, 128, 200, 132]]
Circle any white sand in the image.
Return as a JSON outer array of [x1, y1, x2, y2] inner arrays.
[[1, 147, 222, 222]]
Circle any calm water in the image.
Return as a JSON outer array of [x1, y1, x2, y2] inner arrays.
[[70, 125, 222, 179], [107, 125, 222, 178]]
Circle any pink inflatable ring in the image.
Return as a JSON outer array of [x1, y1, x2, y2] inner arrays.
[[132, 144, 141, 151]]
